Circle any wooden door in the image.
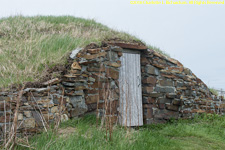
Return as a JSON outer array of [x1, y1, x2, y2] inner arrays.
[[119, 49, 143, 126]]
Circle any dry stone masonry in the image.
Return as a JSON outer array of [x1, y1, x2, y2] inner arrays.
[[140, 49, 225, 123], [0, 42, 224, 138]]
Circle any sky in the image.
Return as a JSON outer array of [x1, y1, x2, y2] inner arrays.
[[0, 0, 225, 90]]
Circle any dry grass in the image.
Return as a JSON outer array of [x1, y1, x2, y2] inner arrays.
[[0, 15, 166, 88], [0, 16, 136, 88]]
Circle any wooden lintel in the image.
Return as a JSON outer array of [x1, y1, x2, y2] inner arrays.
[[107, 42, 148, 50]]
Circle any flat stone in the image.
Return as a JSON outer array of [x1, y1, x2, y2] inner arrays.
[[83, 52, 107, 60], [42, 78, 60, 86], [98, 100, 118, 115], [75, 86, 88, 91], [106, 51, 119, 61], [71, 62, 81, 70], [24, 118, 35, 128], [143, 97, 156, 104], [176, 81, 184, 87], [191, 109, 205, 113], [185, 90, 192, 96], [157, 98, 172, 104], [143, 108, 153, 119], [66, 103, 73, 111], [70, 48, 83, 59], [167, 58, 183, 67], [142, 87, 154, 94], [88, 77, 95, 82], [173, 99, 182, 105], [158, 103, 165, 109], [36, 99, 51, 104], [106, 68, 119, 80], [142, 76, 157, 85], [70, 69, 81, 74], [161, 73, 177, 79], [153, 51, 166, 59], [24, 111, 32, 118], [87, 103, 97, 111], [152, 63, 166, 69], [61, 114, 69, 122], [0, 102, 10, 111], [166, 93, 177, 99], [70, 96, 84, 107], [141, 57, 150, 65], [87, 66, 105, 72], [18, 113, 23, 121], [155, 86, 175, 93], [145, 118, 167, 124], [0, 115, 11, 123], [87, 89, 98, 94], [177, 87, 187, 90], [0, 92, 8, 96], [166, 104, 179, 111], [65, 89, 84, 96], [42, 103, 54, 108], [168, 67, 183, 73], [110, 80, 117, 89], [117, 51, 122, 57], [101, 46, 109, 51], [89, 81, 105, 89], [159, 79, 173, 86], [145, 65, 159, 75], [148, 93, 163, 98], [104, 61, 121, 68], [107, 41, 147, 50], [51, 106, 59, 113], [43, 114, 54, 121], [70, 107, 88, 118], [0, 96, 6, 101], [62, 82, 87, 87], [86, 95, 99, 104], [24, 88, 50, 93], [19, 106, 34, 111], [184, 67, 192, 75], [87, 48, 101, 54], [153, 109, 179, 120]]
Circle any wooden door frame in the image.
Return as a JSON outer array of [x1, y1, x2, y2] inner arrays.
[[119, 49, 143, 126]]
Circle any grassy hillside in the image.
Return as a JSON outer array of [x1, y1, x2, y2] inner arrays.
[[14, 114, 225, 150], [0, 16, 165, 88]]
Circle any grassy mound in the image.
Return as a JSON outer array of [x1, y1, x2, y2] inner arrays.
[[0, 16, 166, 88], [14, 114, 225, 150]]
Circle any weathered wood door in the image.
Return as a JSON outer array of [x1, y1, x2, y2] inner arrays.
[[119, 49, 143, 126]]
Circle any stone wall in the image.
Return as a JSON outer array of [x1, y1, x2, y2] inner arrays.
[[0, 43, 224, 138], [0, 45, 121, 138], [141, 49, 225, 124]]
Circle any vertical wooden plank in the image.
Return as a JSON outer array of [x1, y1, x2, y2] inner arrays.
[[119, 50, 143, 126], [137, 53, 143, 126]]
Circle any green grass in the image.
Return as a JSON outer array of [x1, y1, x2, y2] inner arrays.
[[0, 15, 167, 88], [14, 114, 225, 150]]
